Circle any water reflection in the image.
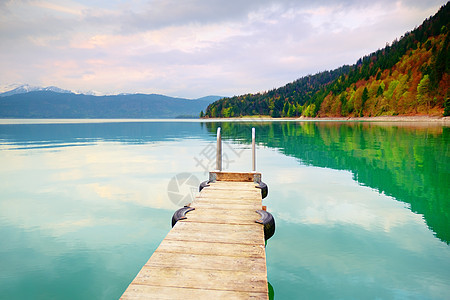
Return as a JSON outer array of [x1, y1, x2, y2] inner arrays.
[[205, 121, 450, 244], [256, 146, 450, 299], [0, 121, 213, 150], [0, 120, 449, 299], [0, 122, 218, 299]]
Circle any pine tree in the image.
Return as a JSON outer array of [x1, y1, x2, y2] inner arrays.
[[287, 104, 294, 117], [443, 97, 450, 116], [362, 87, 369, 106]]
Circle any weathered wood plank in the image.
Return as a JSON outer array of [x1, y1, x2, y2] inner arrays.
[[191, 201, 260, 209], [195, 195, 261, 203], [198, 189, 261, 197], [210, 171, 259, 182], [172, 220, 263, 235], [206, 181, 258, 190], [145, 252, 267, 273], [190, 202, 261, 211], [121, 285, 268, 300], [186, 208, 260, 218], [128, 266, 268, 293], [153, 240, 265, 258], [165, 222, 264, 245], [181, 208, 260, 225], [191, 198, 261, 209], [194, 197, 260, 206]]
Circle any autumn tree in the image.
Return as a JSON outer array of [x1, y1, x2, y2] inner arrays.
[[444, 97, 450, 116], [417, 74, 432, 113], [361, 87, 369, 116]]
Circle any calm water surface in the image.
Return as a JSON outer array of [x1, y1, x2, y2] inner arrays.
[[0, 120, 449, 299]]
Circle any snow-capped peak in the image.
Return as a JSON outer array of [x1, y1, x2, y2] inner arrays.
[[0, 84, 73, 97]]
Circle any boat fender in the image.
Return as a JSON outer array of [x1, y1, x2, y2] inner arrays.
[[256, 181, 268, 199], [255, 210, 275, 241], [172, 206, 195, 227], [199, 180, 210, 192]]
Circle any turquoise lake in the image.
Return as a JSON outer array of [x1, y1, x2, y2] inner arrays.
[[0, 119, 449, 299]]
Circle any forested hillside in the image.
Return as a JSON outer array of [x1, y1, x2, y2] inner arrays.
[[203, 3, 449, 118]]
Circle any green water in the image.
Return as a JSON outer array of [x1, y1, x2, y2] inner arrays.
[[0, 120, 449, 299]]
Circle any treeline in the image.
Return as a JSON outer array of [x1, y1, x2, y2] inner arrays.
[[203, 3, 449, 118]]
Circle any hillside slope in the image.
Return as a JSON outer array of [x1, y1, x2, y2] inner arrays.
[[204, 3, 449, 118]]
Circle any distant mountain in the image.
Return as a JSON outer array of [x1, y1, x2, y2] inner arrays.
[[0, 84, 73, 97], [204, 3, 449, 118], [0, 91, 221, 118]]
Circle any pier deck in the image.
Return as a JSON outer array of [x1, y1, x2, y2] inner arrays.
[[121, 172, 269, 299]]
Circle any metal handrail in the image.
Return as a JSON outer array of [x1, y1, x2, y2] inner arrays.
[[216, 127, 222, 171], [252, 127, 256, 172], [216, 127, 256, 172]]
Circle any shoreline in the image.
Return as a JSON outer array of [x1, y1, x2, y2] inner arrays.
[[202, 115, 450, 123], [299, 115, 450, 122], [0, 115, 448, 125]]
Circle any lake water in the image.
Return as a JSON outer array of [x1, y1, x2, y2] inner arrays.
[[0, 119, 449, 299]]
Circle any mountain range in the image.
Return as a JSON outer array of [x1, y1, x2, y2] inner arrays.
[[0, 85, 221, 118], [0, 84, 77, 97]]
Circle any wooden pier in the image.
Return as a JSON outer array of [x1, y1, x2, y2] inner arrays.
[[121, 171, 269, 299]]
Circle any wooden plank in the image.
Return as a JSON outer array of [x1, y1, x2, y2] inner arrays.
[[186, 208, 260, 218], [190, 202, 261, 211], [194, 196, 261, 205], [121, 285, 268, 300], [198, 188, 261, 201], [211, 172, 260, 182], [181, 208, 260, 225], [152, 240, 265, 258], [127, 266, 268, 293], [146, 252, 267, 273], [206, 181, 258, 190], [172, 220, 263, 236], [204, 182, 259, 189], [199, 181, 258, 192], [165, 222, 264, 245], [209, 182, 257, 188], [193, 199, 260, 207]]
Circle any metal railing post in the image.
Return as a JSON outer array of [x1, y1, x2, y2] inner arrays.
[[216, 127, 222, 171], [252, 127, 256, 172]]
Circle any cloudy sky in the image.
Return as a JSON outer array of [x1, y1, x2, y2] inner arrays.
[[0, 0, 446, 98]]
